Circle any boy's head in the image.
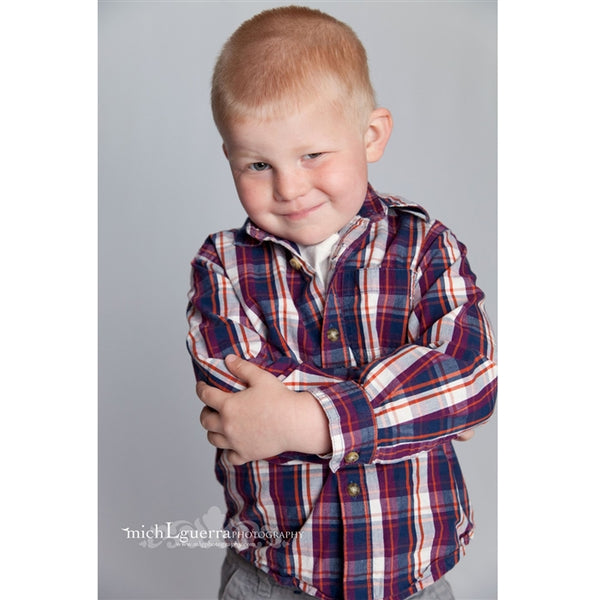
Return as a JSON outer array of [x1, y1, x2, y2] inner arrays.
[[211, 5, 376, 133], [212, 6, 392, 245]]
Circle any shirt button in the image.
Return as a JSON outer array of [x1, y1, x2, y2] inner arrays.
[[326, 328, 340, 342], [289, 257, 302, 270], [345, 451, 359, 464], [347, 482, 360, 497]]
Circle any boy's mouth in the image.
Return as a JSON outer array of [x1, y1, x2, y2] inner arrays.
[[282, 202, 326, 221]]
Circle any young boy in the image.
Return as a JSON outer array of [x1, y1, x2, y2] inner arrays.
[[186, 6, 497, 600]]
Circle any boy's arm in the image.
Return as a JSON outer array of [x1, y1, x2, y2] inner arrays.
[[186, 233, 351, 393], [188, 230, 495, 467], [197, 354, 332, 465], [306, 226, 497, 471], [197, 353, 474, 465], [187, 233, 354, 464]]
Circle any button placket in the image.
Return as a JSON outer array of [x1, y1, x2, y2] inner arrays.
[[289, 256, 303, 270], [326, 327, 340, 342], [347, 482, 361, 497]]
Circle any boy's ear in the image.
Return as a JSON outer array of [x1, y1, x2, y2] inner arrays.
[[364, 108, 393, 163]]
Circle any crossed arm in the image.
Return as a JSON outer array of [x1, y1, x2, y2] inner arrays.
[[198, 354, 332, 464], [187, 228, 496, 467], [198, 353, 475, 465]]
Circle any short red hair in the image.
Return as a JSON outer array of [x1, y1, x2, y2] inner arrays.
[[211, 5, 376, 133]]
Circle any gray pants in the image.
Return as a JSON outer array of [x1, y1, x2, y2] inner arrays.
[[219, 548, 455, 600]]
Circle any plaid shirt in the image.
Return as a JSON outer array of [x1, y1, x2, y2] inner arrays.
[[186, 186, 497, 600]]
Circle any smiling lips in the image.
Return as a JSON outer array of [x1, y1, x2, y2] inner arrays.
[[282, 202, 326, 220]]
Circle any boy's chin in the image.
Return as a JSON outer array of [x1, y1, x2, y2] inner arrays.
[[261, 218, 341, 246], [288, 230, 338, 246]]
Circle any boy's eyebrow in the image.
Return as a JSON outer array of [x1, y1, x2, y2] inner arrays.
[[225, 147, 267, 161], [227, 141, 333, 160]]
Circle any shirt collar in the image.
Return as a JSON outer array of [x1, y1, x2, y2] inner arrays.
[[367, 185, 430, 222], [235, 183, 429, 247]]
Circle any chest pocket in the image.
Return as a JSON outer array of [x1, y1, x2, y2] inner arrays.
[[337, 267, 412, 365]]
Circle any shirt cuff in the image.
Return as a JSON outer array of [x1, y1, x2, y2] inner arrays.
[[310, 380, 377, 473]]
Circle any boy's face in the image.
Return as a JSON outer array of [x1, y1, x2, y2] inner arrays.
[[221, 97, 382, 246]]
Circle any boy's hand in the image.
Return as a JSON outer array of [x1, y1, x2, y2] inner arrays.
[[197, 355, 332, 465], [456, 429, 475, 441]]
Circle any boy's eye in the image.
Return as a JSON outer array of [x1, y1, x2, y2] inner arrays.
[[249, 162, 270, 171], [305, 153, 322, 160]]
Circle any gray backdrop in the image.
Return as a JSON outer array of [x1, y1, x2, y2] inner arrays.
[[99, 1, 497, 599]]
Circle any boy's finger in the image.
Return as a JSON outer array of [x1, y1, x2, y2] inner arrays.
[[196, 381, 226, 411], [224, 354, 269, 385], [199, 406, 223, 434], [456, 429, 475, 441]]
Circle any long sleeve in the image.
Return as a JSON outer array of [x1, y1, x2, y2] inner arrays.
[[186, 231, 348, 392], [187, 198, 497, 472], [310, 224, 497, 471], [185, 189, 497, 600]]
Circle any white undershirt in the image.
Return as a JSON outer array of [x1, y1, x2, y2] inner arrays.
[[296, 233, 340, 288]]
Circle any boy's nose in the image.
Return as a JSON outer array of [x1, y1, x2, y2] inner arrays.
[[273, 169, 309, 202]]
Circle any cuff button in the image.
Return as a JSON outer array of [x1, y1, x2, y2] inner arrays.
[[345, 451, 359, 464]]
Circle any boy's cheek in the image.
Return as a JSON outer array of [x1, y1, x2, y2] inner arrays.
[[233, 179, 255, 205], [237, 181, 271, 209], [238, 190, 269, 219]]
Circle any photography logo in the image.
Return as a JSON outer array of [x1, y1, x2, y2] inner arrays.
[[122, 505, 301, 549]]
